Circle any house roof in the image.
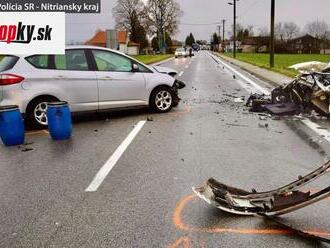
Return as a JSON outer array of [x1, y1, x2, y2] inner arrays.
[[86, 31, 106, 45], [117, 30, 128, 44], [242, 36, 270, 46], [289, 34, 318, 42], [86, 30, 130, 46]]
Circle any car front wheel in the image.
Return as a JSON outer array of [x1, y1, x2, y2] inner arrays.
[[150, 87, 174, 113]]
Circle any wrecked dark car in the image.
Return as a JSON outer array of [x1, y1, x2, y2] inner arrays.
[[246, 63, 330, 116]]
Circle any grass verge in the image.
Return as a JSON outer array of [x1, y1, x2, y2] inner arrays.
[[132, 54, 173, 65], [223, 53, 330, 77]]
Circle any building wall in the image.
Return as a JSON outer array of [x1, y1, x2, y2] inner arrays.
[[321, 49, 330, 55], [119, 44, 127, 54], [127, 46, 139, 55]]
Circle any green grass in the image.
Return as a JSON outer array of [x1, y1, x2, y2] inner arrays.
[[223, 53, 330, 77], [132, 54, 173, 65]]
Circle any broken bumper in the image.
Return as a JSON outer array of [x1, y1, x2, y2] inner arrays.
[[193, 160, 330, 216], [172, 80, 186, 106]]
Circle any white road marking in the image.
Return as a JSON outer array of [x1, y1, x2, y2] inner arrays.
[[85, 120, 146, 192], [178, 71, 184, 77], [301, 119, 330, 142], [209, 52, 330, 143], [209, 53, 269, 95]]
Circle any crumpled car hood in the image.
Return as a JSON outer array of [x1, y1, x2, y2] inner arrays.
[[153, 65, 178, 76], [289, 61, 330, 73]]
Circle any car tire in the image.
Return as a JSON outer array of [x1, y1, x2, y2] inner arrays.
[[26, 96, 58, 129], [150, 86, 174, 113]]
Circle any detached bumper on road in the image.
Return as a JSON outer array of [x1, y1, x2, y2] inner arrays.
[[193, 160, 330, 242]]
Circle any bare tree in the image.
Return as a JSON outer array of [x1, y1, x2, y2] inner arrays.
[[258, 26, 269, 36], [275, 22, 300, 41], [305, 20, 329, 40], [112, 0, 145, 32], [144, 0, 182, 36], [305, 20, 330, 54], [284, 22, 300, 40], [275, 22, 285, 41]]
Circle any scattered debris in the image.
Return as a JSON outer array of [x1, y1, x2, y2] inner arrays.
[[258, 123, 269, 128], [233, 75, 236, 79], [181, 158, 185, 162], [147, 117, 154, 122], [226, 123, 248, 127], [21, 148, 33, 152], [94, 129, 98, 132], [246, 69, 330, 117], [234, 97, 245, 103], [193, 160, 330, 243], [223, 93, 237, 98], [189, 132, 194, 135]]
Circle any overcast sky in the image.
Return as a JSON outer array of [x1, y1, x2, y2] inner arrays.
[[66, 0, 330, 43]]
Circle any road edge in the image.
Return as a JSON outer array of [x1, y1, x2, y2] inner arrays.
[[214, 53, 293, 87]]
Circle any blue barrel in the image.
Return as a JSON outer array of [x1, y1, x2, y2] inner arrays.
[[0, 105, 25, 146], [47, 102, 72, 140]]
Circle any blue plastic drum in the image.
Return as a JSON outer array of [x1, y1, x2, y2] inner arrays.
[[47, 102, 72, 140], [0, 105, 25, 146]]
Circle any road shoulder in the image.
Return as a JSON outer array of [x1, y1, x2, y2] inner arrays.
[[216, 53, 293, 87]]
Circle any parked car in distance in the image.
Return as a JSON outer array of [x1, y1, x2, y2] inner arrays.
[[0, 46, 185, 128], [175, 48, 188, 58]]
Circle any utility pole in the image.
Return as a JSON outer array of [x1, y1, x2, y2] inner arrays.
[[217, 25, 221, 38], [217, 25, 221, 52], [270, 0, 275, 67], [228, 0, 238, 58], [222, 19, 226, 52], [233, 0, 237, 58]]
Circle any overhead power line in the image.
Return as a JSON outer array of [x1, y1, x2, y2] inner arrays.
[[179, 22, 222, 26]]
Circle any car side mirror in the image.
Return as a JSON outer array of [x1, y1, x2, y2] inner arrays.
[[132, 63, 140, 72]]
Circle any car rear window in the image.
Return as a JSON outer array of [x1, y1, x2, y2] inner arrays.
[[26, 55, 49, 69], [0, 56, 19, 72]]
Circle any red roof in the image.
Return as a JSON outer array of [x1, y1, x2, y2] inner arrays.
[[117, 30, 128, 44], [85, 31, 106, 46], [86, 30, 138, 46]]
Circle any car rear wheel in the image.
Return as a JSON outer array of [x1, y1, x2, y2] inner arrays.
[[150, 87, 174, 113], [26, 96, 58, 129]]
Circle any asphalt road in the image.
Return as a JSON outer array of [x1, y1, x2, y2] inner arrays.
[[1, 51, 330, 248]]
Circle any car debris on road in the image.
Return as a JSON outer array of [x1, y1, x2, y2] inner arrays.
[[193, 160, 330, 242], [246, 62, 330, 117]]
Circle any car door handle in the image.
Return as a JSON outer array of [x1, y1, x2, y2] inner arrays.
[[54, 75, 66, 79], [100, 76, 112, 80]]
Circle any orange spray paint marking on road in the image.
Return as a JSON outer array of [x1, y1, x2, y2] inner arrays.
[[173, 194, 330, 237], [168, 236, 191, 248]]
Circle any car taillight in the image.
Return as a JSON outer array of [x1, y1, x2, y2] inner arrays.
[[0, 74, 24, 85]]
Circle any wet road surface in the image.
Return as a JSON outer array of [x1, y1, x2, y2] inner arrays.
[[1, 51, 330, 247]]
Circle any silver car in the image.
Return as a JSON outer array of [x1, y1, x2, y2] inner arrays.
[[0, 46, 185, 128]]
